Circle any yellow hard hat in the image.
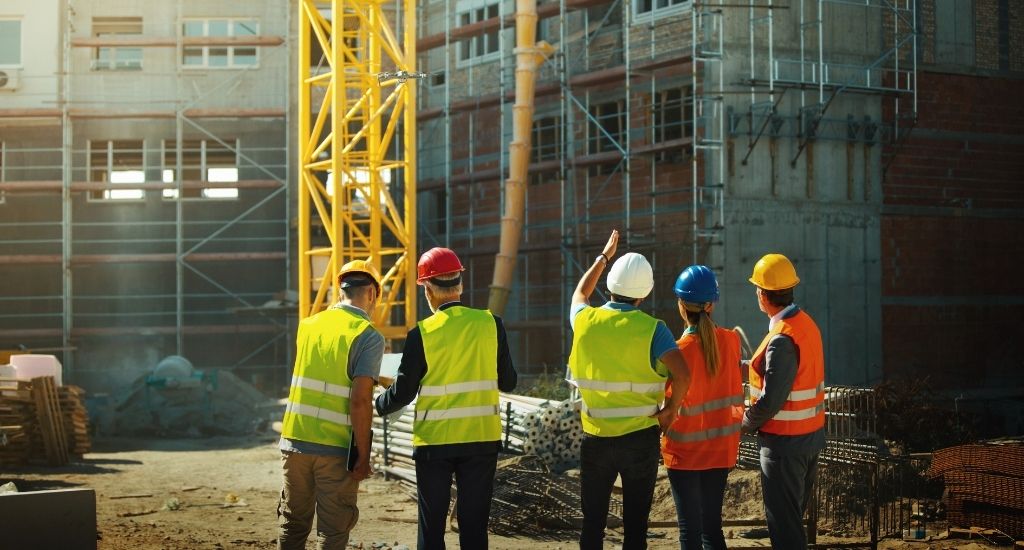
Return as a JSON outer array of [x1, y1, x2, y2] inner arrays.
[[338, 259, 382, 294], [749, 253, 800, 290]]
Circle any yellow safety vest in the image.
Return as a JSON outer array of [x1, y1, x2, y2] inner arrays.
[[281, 307, 370, 448], [568, 307, 667, 437], [413, 306, 501, 446]]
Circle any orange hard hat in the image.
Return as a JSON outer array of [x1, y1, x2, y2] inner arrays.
[[338, 259, 382, 294], [749, 253, 800, 291]]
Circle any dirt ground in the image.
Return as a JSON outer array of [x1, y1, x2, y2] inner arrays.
[[0, 436, 1013, 549]]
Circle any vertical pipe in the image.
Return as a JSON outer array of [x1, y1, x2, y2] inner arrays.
[[818, 0, 824, 105], [558, 0, 568, 363], [175, 109, 184, 355], [487, 0, 552, 315], [297, 0, 311, 318], [691, 5, 699, 264], [623, 0, 631, 237], [444, 0, 452, 248], [61, 0, 73, 379], [404, 0, 418, 329]]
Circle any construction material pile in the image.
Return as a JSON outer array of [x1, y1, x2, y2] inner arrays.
[[372, 393, 584, 485], [0, 376, 91, 467], [489, 454, 621, 536], [927, 441, 1024, 538]]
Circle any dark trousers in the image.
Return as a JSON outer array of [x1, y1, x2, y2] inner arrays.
[[579, 426, 660, 550], [760, 452, 819, 550], [666, 467, 729, 550], [415, 452, 498, 550]]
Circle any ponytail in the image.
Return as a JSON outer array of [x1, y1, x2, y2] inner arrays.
[[682, 301, 720, 378]]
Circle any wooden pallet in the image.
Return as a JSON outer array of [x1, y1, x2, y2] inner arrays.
[[31, 376, 68, 466]]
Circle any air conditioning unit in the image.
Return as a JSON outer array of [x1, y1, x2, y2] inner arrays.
[[0, 69, 21, 91]]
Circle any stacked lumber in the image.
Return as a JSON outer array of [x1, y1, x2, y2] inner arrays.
[[0, 378, 35, 467], [372, 393, 584, 485], [59, 385, 91, 455], [0, 377, 91, 466], [927, 442, 1024, 538]]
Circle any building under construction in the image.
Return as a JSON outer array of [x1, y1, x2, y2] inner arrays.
[[2, 0, 1023, 430]]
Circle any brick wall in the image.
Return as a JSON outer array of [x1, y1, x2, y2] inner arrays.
[[976, 0, 1000, 69], [881, 71, 1024, 389]]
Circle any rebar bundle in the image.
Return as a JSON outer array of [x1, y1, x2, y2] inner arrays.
[[927, 441, 1024, 538]]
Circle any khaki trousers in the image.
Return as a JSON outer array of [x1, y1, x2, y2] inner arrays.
[[277, 451, 360, 550]]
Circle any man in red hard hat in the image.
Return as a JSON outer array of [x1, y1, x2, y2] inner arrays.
[[375, 247, 517, 550]]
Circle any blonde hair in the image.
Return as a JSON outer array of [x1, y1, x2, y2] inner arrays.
[[681, 301, 719, 378]]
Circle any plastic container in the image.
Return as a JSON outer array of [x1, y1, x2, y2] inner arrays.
[[10, 354, 63, 386]]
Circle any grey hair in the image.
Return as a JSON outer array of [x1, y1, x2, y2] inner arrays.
[[425, 272, 463, 301]]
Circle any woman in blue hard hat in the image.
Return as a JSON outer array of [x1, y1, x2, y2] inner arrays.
[[660, 265, 744, 550]]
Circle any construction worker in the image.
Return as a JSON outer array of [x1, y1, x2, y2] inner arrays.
[[375, 247, 517, 550], [744, 253, 826, 549], [277, 260, 384, 550], [568, 229, 690, 550], [661, 265, 743, 550]]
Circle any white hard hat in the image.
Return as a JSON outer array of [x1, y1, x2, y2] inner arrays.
[[607, 252, 654, 299]]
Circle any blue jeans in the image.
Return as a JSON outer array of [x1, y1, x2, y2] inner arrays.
[[666, 468, 729, 550], [579, 426, 661, 550]]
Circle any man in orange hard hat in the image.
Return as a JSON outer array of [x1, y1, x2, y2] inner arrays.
[[278, 260, 384, 550], [375, 247, 517, 550], [744, 253, 826, 549]]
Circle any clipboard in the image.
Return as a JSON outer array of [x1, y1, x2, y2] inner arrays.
[[347, 429, 370, 471]]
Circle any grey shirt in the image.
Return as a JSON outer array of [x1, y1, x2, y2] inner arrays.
[[742, 306, 825, 457], [279, 303, 385, 457]]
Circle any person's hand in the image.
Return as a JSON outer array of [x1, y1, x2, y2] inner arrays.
[[351, 457, 374, 482], [601, 230, 619, 260], [651, 405, 677, 434]]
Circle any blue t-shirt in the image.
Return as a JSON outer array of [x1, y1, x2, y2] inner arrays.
[[570, 302, 678, 370]]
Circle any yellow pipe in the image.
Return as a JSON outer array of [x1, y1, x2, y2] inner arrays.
[[487, 0, 554, 315]]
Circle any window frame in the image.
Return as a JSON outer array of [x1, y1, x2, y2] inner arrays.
[[632, 0, 690, 23], [87, 140, 148, 203], [92, 17, 144, 72], [181, 18, 261, 70], [161, 139, 240, 201], [0, 18, 23, 68], [455, 2, 502, 67]]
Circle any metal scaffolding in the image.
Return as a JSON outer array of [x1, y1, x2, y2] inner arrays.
[[0, 3, 291, 386], [296, 0, 418, 340]]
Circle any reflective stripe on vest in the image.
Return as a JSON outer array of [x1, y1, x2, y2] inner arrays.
[[573, 379, 666, 394], [285, 401, 352, 427], [748, 309, 826, 436], [665, 422, 742, 444], [582, 401, 659, 418], [418, 379, 499, 397], [292, 375, 352, 398], [677, 394, 744, 416], [415, 404, 500, 421], [568, 306, 667, 437], [661, 327, 744, 470], [280, 307, 369, 448], [413, 306, 501, 446]]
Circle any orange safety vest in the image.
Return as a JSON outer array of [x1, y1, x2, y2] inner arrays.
[[748, 309, 825, 436], [662, 327, 743, 470]]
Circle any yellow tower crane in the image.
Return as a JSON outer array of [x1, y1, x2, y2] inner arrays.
[[297, 0, 420, 339]]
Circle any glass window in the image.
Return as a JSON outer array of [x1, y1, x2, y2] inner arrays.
[[162, 139, 240, 200], [181, 19, 260, 69], [635, 0, 688, 18], [0, 20, 22, 66], [457, 3, 501, 64], [89, 140, 146, 201], [93, 17, 144, 71]]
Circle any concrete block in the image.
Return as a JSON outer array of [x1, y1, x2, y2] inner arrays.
[[0, 488, 97, 549]]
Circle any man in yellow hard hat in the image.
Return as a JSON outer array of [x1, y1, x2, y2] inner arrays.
[[277, 260, 385, 550], [744, 253, 826, 549], [568, 229, 691, 550]]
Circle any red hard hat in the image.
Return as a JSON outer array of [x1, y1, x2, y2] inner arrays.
[[416, 247, 464, 284]]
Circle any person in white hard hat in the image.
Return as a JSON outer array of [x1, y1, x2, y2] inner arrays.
[[568, 229, 691, 550]]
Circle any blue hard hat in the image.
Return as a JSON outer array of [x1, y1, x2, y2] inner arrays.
[[673, 265, 720, 303]]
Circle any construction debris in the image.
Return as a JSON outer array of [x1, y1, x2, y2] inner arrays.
[[927, 440, 1024, 539], [0, 376, 92, 467]]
